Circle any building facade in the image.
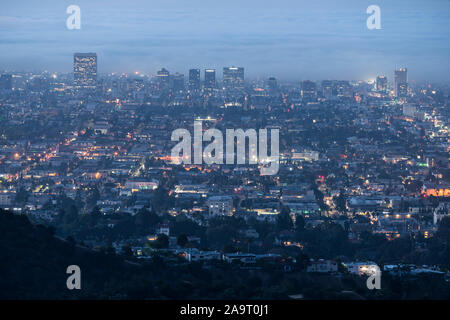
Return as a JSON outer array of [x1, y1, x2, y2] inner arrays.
[[394, 68, 408, 98], [73, 53, 97, 89], [223, 67, 244, 89]]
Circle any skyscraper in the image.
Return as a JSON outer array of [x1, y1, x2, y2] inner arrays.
[[301, 80, 317, 102], [73, 53, 97, 89], [172, 73, 185, 92], [204, 69, 216, 89], [394, 68, 408, 97], [376, 76, 387, 92], [157, 68, 170, 90], [189, 69, 201, 92], [336, 80, 352, 98], [321, 80, 334, 99], [223, 67, 244, 89], [266, 77, 278, 95]]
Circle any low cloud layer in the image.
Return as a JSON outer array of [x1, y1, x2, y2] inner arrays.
[[0, 0, 449, 81]]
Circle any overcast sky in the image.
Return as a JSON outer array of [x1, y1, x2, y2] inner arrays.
[[0, 0, 449, 81]]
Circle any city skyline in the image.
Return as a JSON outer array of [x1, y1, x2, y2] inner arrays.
[[0, 0, 449, 81], [2, 59, 417, 85], [1, 53, 414, 88]]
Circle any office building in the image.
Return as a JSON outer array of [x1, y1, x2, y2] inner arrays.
[[321, 80, 333, 99], [204, 69, 216, 89], [394, 68, 408, 97], [188, 69, 201, 91], [223, 67, 244, 89], [301, 80, 317, 102], [336, 80, 352, 98], [157, 68, 170, 90], [73, 53, 97, 89], [172, 73, 185, 92], [267, 77, 278, 95], [376, 75, 388, 92], [207, 196, 233, 216]]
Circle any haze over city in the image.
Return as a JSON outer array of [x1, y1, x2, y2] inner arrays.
[[1, 0, 449, 81], [1, 0, 450, 308]]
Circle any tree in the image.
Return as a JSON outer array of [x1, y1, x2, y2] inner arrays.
[[277, 206, 293, 231], [296, 252, 310, 271], [86, 186, 100, 208], [152, 234, 169, 249], [135, 208, 160, 234], [152, 187, 171, 212], [335, 192, 347, 213], [313, 186, 328, 212], [177, 234, 188, 248], [223, 244, 239, 253], [59, 204, 79, 235], [122, 245, 134, 259], [89, 206, 102, 227], [14, 187, 29, 206], [295, 215, 305, 231]]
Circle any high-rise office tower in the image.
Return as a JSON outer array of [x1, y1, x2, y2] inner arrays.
[[204, 69, 216, 89], [189, 69, 201, 91], [336, 80, 352, 98], [131, 78, 145, 92], [394, 68, 408, 97], [157, 68, 170, 89], [172, 73, 185, 92], [267, 77, 278, 95], [301, 80, 317, 102], [376, 75, 388, 92], [321, 80, 333, 99], [73, 53, 97, 89], [223, 67, 244, 89]]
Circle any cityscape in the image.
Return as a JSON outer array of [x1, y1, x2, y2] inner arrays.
[[1, 52, 450, 300], [0, 0, 449, 306]]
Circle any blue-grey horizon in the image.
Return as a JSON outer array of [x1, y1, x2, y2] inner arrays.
[[0, 0, 449, 81]]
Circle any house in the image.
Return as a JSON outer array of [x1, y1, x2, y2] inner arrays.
[[241, 228, 259, 239], [378, 212, 419, 236], [187, 235, 201, 244], [124, 179, 159, 192], [343, 261, 380, 276], [0, 192, 13, 208], [157, 223, 170, 236], [307, 259, 339, 273], [433, 203, 449, 225], [222, 252, 256, 264], [184, 248, 221, 262]]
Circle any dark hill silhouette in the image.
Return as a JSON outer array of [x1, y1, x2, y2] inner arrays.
[[0, 209, 144, 299]]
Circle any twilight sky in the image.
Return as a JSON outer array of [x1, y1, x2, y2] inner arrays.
[[0, 0, 449, 81]]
